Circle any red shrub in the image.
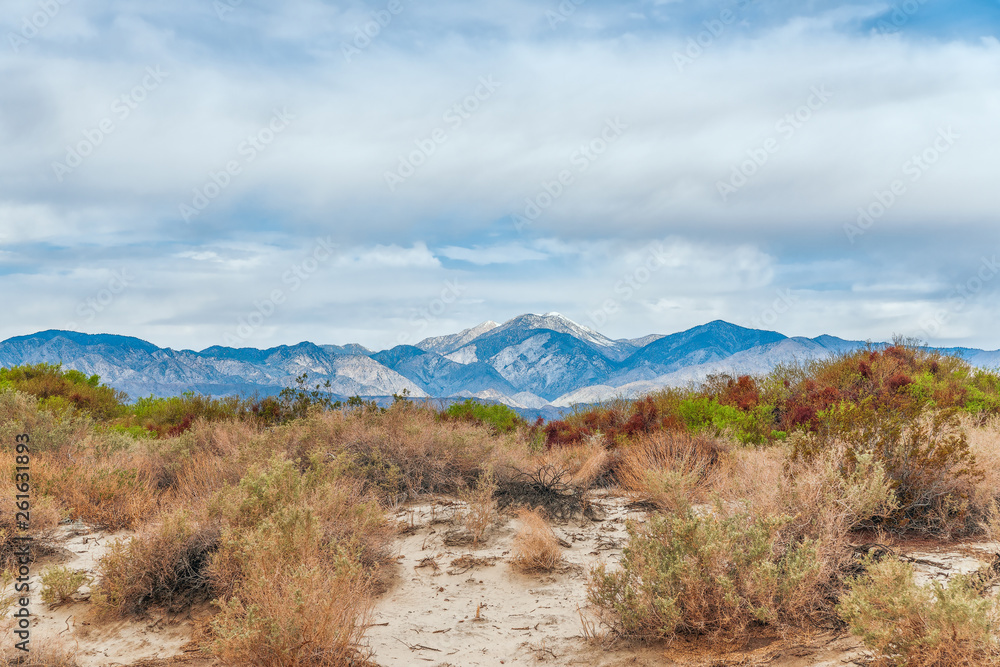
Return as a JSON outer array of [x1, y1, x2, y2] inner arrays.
[[719, 375, 760, 411]]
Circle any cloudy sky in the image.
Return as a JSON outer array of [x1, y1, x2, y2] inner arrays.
[[1, 0, 999, 351]]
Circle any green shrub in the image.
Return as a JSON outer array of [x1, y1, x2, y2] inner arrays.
[[0, 363, 125, 420], [445, 399, 525, 434], [0, 389, 92, 455], [124, 392, 246, 438], [805, 403, 985, 535], [589, 509, 827, 640], [40, 567, 90, 605], [677, 397, 780, 446], [838, 556, 1000, 666]]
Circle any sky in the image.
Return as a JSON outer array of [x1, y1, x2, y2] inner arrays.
[[1, 0, 999, 352]]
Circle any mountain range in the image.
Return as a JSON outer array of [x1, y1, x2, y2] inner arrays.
[[3, 314, 1000, 410]]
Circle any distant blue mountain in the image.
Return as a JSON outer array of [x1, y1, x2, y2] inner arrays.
[[2, 314, 998, 408]]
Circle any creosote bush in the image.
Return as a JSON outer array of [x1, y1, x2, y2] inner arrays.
[[589, 509, 828, 641], [796, 403, 987, 536], [838, 556, 1000, 666], [40, 567, 90, 605]]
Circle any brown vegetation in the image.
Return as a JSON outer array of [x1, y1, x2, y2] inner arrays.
[[511, 508, 563, 573], [3, 344, 1000, 665]]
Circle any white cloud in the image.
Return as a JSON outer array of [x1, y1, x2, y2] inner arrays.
[[1, 2, 999, 350], [438, 243, 549, 265], [335, 242, 441, 269]]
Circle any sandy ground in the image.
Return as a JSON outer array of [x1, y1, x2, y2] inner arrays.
[[367, 495, 1000, 667], [3, 504, 998, 666], [365, 495, 870, 667], [1, 521, 211, 666]]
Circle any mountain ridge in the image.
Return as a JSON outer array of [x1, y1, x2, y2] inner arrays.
[[3, 315, 999, 409]]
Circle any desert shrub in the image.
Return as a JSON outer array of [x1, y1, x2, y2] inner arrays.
[[202, 457, 389, 664], [0, 389, 92, 455], [544, 396, 685, 448], [805, 404, 986, 535], [124, 392, 247, 438], [92, 509, 219, 616], [287, 406, 496, 497], [136, 418, 258, 500], [965, 370, 1000, 416], [445, 399, 525, 434], [206, 457, 391, 596], [210, 553, 373, 667], [511, 508, 562, 572], [716, 444, 898, 554], [838, 556, 1000, 666], [39, 566, 90, 605], [617, 431, 726, 512], [0, 363, 125, 421], [34, 455, 158, 530], [589, 509, 828, 641]]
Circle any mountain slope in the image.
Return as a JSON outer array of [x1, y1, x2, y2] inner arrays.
[[372, 346, 519, 396], [609, 320, 787, 384], [2, 315, 997, 409]]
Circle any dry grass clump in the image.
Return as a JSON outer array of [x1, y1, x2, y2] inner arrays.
[[0, 641, 80, 666], [511, 508, 562, 573], [92, 508, 219, 616], [617, 431, 726, 512], [838, 556, 1000, 666], [459, 470, 499, 545]]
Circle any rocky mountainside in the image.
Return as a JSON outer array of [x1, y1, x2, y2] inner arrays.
[[3, 315, 999, 409]]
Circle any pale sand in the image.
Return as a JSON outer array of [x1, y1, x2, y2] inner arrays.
[[4, 506, 997, 666]]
